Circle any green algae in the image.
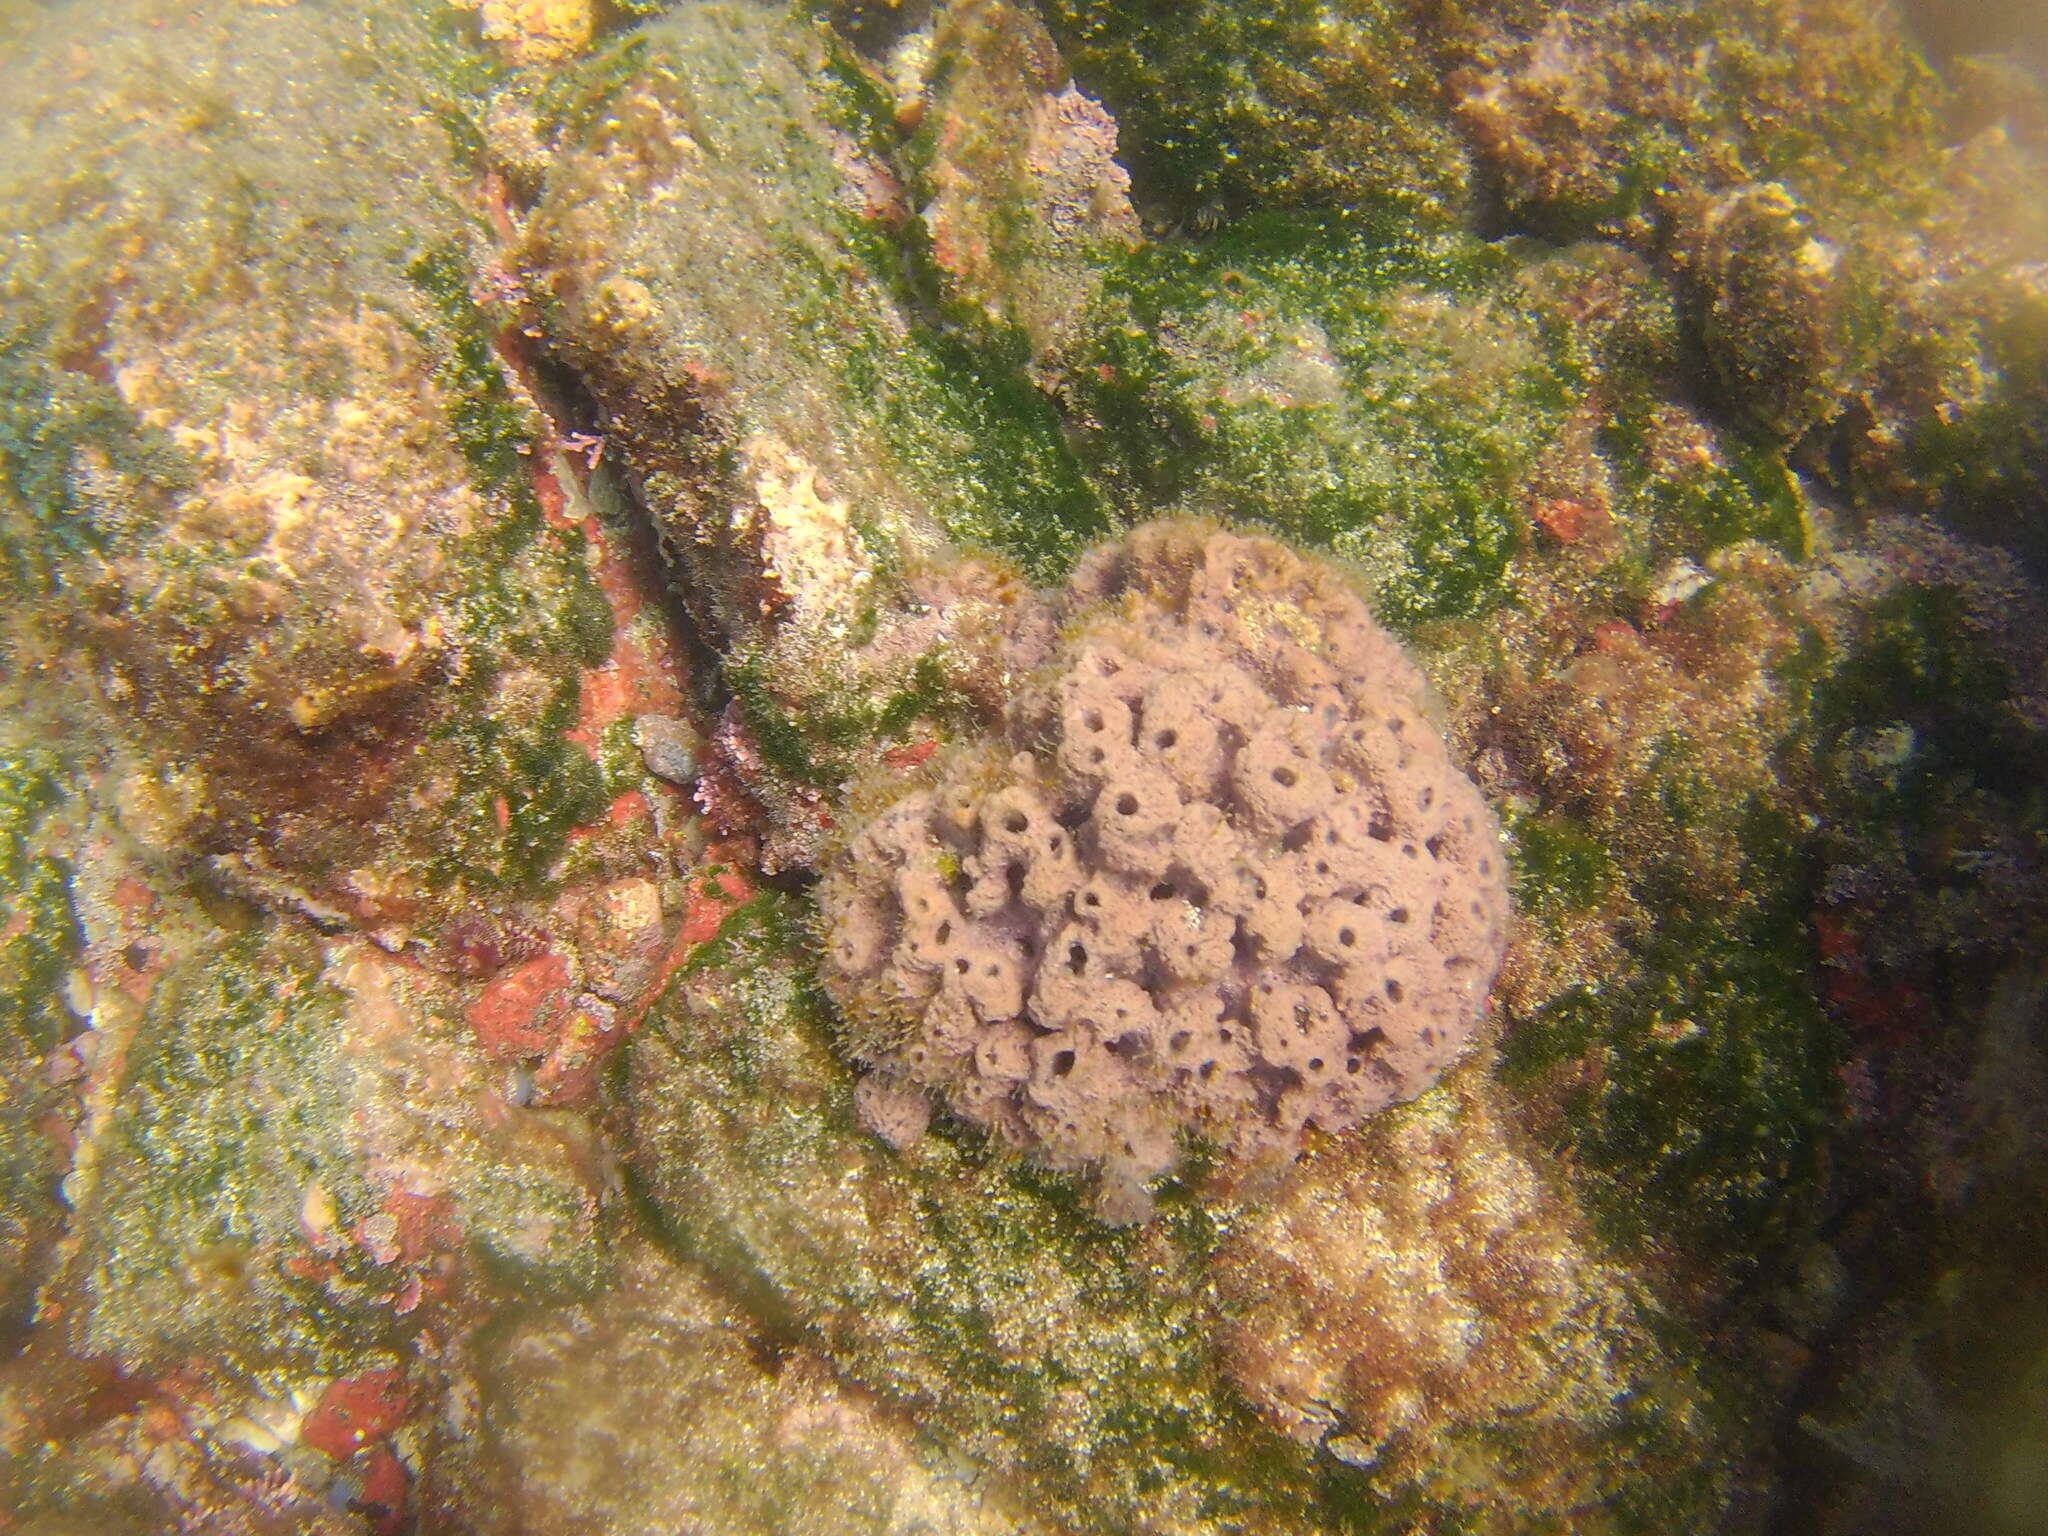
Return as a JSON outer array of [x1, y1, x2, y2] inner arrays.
[[0, 753, 77, 1052], [0, 859, 76, 1061], [1627, 421, 1808, 559], [430, 664, 608, 894], [1504, 808, 1842, 1272], [0, 749, 67, 895], [871, 650, 957, 738], [407, 242, 543, 510], [592, 715, 648, 799], [518, 0, 1122, 824], [722, 654, 822, 782], [865, 327, 1110, 583], [392, 238, 625, 894], [0, 297, 191, 589], [629, 890, 1342, 1534], [72, 929, 393, 1377], [1505, 810, 1618, 926], [462, 1232, 1044, 1536], [1057, 215, 1563, 624], [1040, 0, 1473, 227], [0, 0, 632, 917], [70, 914, 622, 1382], [727, 645, 974, 786], [0, 749, 79, 1335], [633, 883, 1748, 1534]]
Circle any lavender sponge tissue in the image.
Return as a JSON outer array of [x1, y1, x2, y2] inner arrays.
[[821, 521, 1510, 1222]]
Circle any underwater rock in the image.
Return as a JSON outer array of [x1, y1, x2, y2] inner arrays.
[[1042, 0, 2047, 568], [51, 923, 620, 1385], [912, 0, 1142, 367], [632, 713, 700, 787], [0, 0, 2044, 1532], [518, 0, 1109, 865], [452, 1239, 1042, 1536], [1220, 1071, 1744, 1523], [1444, 0, 2048, 539], [0, 0, 641, 921], [626, 888, 1351, 1534]]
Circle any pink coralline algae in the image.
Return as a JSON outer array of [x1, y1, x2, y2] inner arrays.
[[819, 522, 1510, 1220]]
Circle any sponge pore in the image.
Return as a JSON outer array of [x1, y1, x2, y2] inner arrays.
[[819, 522, 1510, 1221]]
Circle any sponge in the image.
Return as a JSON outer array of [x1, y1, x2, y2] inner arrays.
[[819, 522, 1510, 1221]]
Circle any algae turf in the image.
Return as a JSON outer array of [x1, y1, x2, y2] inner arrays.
[[1038, 0, 2045, 559], [1055, 213, 1562, 626], [0, 749, 81, 1335], [1504, 809, 1619, 928], [1502, 808, 1843, 1277], [629, 890, 1339, 1534], [1446, 0, 1947, 240], [1038, 0, 1473, 228], [65, 929, 395, 1379], [0, 298, 193, 589]]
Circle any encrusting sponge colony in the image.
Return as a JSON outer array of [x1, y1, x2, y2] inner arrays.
[[819, 522, 1510, 1221]]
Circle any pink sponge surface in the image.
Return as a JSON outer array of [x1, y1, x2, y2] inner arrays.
[[820, 522, 1510, 1221]]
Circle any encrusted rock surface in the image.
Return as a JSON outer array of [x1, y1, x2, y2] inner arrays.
[[516, 0, 1105, 866], [451, 1240, 1044, 1536], [1220, 1072, 1728, 1518], [1, 0, 2045, 1532], [0, 0, 645, 925], [822, 521, 1508, 1218]]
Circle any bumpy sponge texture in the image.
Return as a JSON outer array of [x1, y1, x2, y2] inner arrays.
[[819, 523, 1509, 1220]]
